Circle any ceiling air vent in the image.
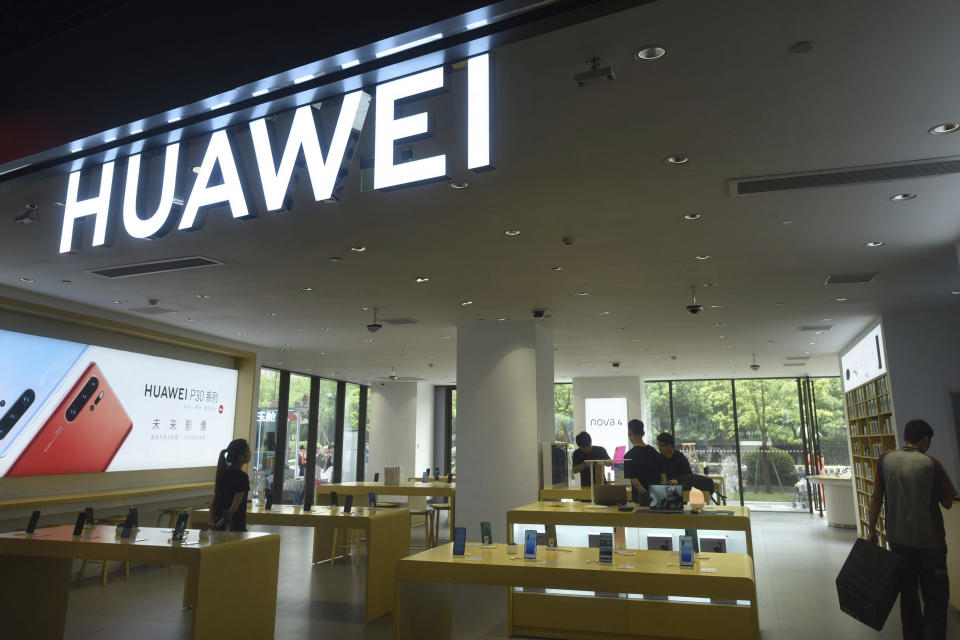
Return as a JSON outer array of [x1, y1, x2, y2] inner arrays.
[[89, 256, 224, 278], [785, 356, 812, 360], [798, 325, 833, 332], [783, 362, 806, 367], [730, 156, 960, 195], [382, 317, 418, 325], [128, 306, 178, 315], [824, 273, 877, 285]]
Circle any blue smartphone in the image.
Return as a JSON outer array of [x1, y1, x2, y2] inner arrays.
[[524, 530, 537, 560], [368, 492, 376, 508], [171, 513, 189, 542], [679, 535, 694, 566], [0, 330, 86, 461], [453, 526, 467, 556], [433, 467, 440, 482], [422, 469, 430, 483], [598, 532, 613, 564]]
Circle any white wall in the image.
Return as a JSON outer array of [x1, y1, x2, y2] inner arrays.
[[415, 382, 435, 473], [882, 309, 960, 482], [368, 381, 434, 478]]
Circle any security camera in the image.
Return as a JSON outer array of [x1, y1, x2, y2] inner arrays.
[[612, 362, 621, 368], [686, 304, 704, 314], [532, 309, 547, 319], [750, 364, 760, 371], [574, 57, 615, 87], [561, 236, 575, 246], [366, 323, 382, 333]]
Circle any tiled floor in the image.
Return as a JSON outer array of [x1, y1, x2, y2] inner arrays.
[[62, 511, 960, 639]]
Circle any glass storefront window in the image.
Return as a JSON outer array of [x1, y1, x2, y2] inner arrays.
[[341, 383, 360, 481], [450, 388, 457, 474], [315, 379, 337, 485], [813, 377, 850, 470], [253, 368, 280, 500], [554, 383, 573, 444], [644, 381, 671, 436], [284, 374, 312, 503]]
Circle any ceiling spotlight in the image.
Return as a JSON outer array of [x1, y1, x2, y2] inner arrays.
[[890, 193, 916, 201], [709, 304, 722, 309], [416, 277, 430, 283], [112, 300, 121, 305], [496, 317, 507, 321], [951, 291, 960, 295], [809, 342, 817, 345], [804, 351, 811, 354], [460, 300, 473, 306], [789, 41, 816, 54], [665, 155, 689, 165], [822, 318, 833, 322], [329, 256, 342, 262], [835, 297, 848, 302], [682, 214, 701, 221], [195, 293, 210, 299], [865, 241, 885, 247], [633, 45, 666, 61], [360, 306, 369, 311], [504, 229, 520, 236], [442, 336, 452, 339], [929, 123, 960, 135], [695, 255, 711, 261], [449, 181, 470, 189], [350, 246, 366, 253], [549, 266, 564, 271], [597, 311, 611, 315], [18, 277, 35, 283], [713, 322, 725, 327], [576, 291, 590, 296], [750, 353, 760, 372], [781, 220, 794, 225], [299, 286, 313, 291], [265, 312, 278, 317], [701, 282, 719, 288], [237, 331, 248, 336], [14, 203, 38, 224]]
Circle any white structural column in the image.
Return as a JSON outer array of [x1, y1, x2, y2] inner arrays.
[[368, 381, 434, 480], [456, 321, 555, 542]]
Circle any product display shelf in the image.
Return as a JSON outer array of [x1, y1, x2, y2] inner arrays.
[[845, 373, 897, 547]]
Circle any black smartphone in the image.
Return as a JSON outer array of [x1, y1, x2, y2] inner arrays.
[[128, 507, 139, 529], [433, 467, 440, 482], [265, 493, 274, 510], [303, 489, 313, 511], [523, 530, 537, 560], [453, 526, 467, 556], [374, 472, 380, 482], [480, 521, 492, 545], [171, 513, 189, 542], [330, 491, 338, 507], [446, 473, 453, 484], [120, 522, 133, 539], [25, 510, 41, 534], [72, 511, 86, 537], [222, 509, 233, 532], [343, 495, 353, 513], [598, 532, 613, 564], [84, 507, 95, 527], [368, 492, 376, 508], [545, 524, 557, 549], [121, 510, 136, 531]]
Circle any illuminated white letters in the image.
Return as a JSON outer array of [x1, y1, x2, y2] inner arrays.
[[374, 66, 447, 189], [179, 130, 251, 231], [60, 161, 115, 253], [122, 143, 180, 239], [250, 91, 371, 210], [467, 54, 491, 170]]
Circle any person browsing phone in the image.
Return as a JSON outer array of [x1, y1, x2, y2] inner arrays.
[[571, 431, 611, 487], [209, 439, 251, 532]]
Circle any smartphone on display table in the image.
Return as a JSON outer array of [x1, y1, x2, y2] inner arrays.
[[6, 363, 133, 477], [84, 507, 95, 528], [0, 330, 87, 463], [368, 492, 376, 508], [265, 494, 273, 510], [524, 530, 537, 560], [72, 511, 86, 537], [128, 507, 139, 529], [480, 521, 492, 545], [171, 513, 189, 542], [679, 535, 694, 567], [222, 509, 233, 532], [453, 527, 467, 556], [343, 495, 353, 514], [373, 472, 380, 482], [598, 533, 613, 564], [25, 510, 41, 534], [330, 491, 338, 507], [422, 469, 430, 483]]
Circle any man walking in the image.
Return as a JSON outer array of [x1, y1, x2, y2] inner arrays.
[[867, 419, 956, 640]]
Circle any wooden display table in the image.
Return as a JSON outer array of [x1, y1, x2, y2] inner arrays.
[[317, 481, 456, 540], [0, 525, 279, 640], [0, 481, 214, 511], [539, 487, 592, 501], [506, 501, 753, 556], [195, 504, 410, 621], [394, 543, 759, 640]]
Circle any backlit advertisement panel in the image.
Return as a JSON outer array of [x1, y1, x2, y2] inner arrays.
[[0, 328, 237, 477]]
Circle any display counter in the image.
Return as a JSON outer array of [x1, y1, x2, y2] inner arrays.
[[0, 524, 279, 639], [394, 542, 759, 640], [539, 487, 591, 501], [317, 481, 455, 539], [195, 504, 410, 622], [807, 475, 857, 528]]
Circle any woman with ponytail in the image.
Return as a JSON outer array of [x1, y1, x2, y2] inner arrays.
[[209, 438, 251, 531]]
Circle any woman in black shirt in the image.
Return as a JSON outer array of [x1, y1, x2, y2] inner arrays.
[[209, 438, 251, 531]]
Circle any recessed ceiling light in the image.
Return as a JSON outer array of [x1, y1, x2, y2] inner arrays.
[[822, 318, 832, 322], [363, 338, 373, 343], [329, 256, 342, 262], [701, 282, 719, 288], [319, 327, 329, 331], [61, 279, 72, 284], [952, 291, 960, 295], [549, 266, 564, 271], [299, 286, 313, 291], [265, 312, 277, 317], [416, 277, 430, 283], [682, 213, 701, 221], [713, 322, 725, 327], [18, 277, 34, 283], [185, 317, 193, 322], [781, 220, 794, 225], [804, 351, 811, 354], [360, 306, 369, 311], [695, 255, 711, 261], [350, 246, 366, 253], [496, 317, 507, 321], [809, 342, 816, 345], [789, 41, 816, 54], [442, 336, 452, 339], [631, 338, 641, 342], [835, 297, 847, 302], [865, 241, 885, 247], [460, 300, 473, 306], [665, 155, 689, 165], [575, 291, 590, 296], [597, 311, 611, 315], [815, 330, 824, 335], [929, 123, 960, 135], [633, 45, 666, 61], [449, 181, 470, 189], [195, 293, 210, 299], [112, 300, 121, 304], [890, 193, 916, 201], [709, 304, 722, 309], [504, 229, 520, 236], [719, 335, 726, 339], [237, 331, 247, 336]]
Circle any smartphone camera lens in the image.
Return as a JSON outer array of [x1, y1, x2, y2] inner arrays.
[[89, 377, 99, 389], [67, 407, 78, 420], [0, 400, 5, 408]]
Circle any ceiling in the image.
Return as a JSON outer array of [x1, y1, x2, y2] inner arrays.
[[1, 0, 959, 385]]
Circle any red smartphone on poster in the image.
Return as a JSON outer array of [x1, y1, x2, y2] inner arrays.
[[6, 363, 132, 477]]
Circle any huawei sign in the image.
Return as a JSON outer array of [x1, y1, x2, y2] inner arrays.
[[59, 55, 492, 254]]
